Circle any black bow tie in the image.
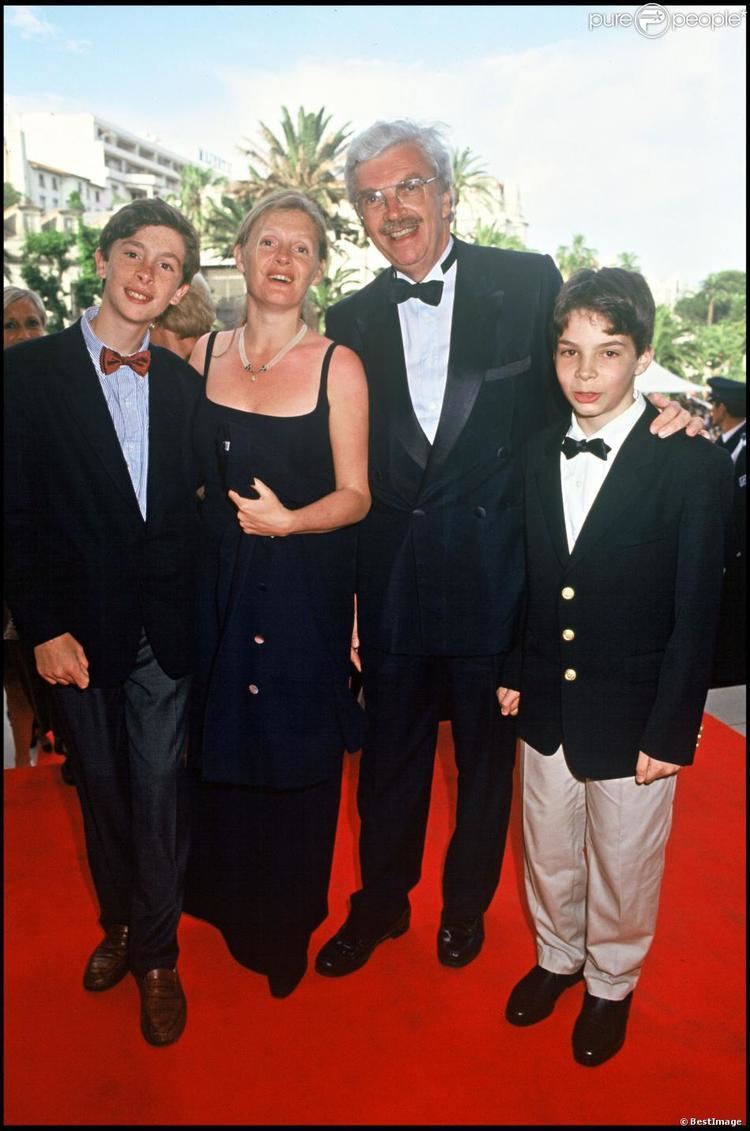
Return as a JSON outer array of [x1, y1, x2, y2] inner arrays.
[[561, 435, 611, 461], [388, 242, 457, 307], [388, 277, 444, 306]]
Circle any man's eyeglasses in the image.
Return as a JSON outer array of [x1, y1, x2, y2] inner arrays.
[[355, 176, 439, 217]]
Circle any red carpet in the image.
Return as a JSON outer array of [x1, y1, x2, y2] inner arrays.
[[4, 714, 746, 1126]]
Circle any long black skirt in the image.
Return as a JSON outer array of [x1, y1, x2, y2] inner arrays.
[[183, 766, 342, 993]]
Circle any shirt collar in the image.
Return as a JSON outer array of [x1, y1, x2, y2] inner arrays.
[[568, 392, 647, 449], [81, 305, 150, 358]]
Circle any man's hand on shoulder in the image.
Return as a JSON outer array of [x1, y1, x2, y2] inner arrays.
[[647, 393, 708, 438], [34, 633, 90, 689]]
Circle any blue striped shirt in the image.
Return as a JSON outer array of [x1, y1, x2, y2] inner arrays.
[[80, 307, 150, 519]]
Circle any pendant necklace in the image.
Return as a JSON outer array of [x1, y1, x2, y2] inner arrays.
[[238, 320, 308, 380]]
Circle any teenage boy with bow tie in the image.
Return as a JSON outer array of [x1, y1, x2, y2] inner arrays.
[[4, 198, 203, 1047], [497, 267, 732, 1066]]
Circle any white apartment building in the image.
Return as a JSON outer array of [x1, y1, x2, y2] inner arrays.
[[3, 111, 202, 305]]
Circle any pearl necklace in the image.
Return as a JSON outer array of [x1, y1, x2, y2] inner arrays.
[[237, 320, 308, 380]]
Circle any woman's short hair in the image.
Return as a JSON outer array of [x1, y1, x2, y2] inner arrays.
[[3, 285, 47, 323], [234, 190, 328, 263], [152, 273, 216, 339], [344, 120, 453, 206]]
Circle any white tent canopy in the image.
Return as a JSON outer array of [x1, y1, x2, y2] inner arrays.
[[635, 361, 704, 396]]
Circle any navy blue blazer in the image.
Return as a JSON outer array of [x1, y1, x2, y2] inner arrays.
[[4, 322, 203, 686], [516, 407, 733, 778]]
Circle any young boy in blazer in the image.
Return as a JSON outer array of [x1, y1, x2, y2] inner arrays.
[[497, 268, 733, 1066], [4, 198, 203, 1046]]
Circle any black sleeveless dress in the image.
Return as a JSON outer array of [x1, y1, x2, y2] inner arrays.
[[184, 335, 363, 996]]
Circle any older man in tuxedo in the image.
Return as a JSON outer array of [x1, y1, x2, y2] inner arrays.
[[315, 120, 696, 978]]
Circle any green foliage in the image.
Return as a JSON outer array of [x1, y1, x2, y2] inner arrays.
[[693, 320, 746, 380], [67, 190, 85, 214], [450, 147, 496, 211], [4, 181, 22, 209], [676, 270, 746, 326], [238, 106, 360, 245], [556, 234, 598, 280], [614, 251, 641, 272], [652, 306, 701, 378], [20, 230, 75, 331], [308, 265, 361, 330], [165, 164, 225, 233], [469, 221, 527, 252], [202, 185, 259, 258], [71, 219, 103, 316]]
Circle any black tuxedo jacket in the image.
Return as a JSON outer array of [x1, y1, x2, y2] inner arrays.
[[4, 322, 203, 686], [326, 238, 563, 655], [516, 406, 733, 778]]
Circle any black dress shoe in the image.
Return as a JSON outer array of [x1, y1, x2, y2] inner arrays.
[[505, 964, 584, 1026], [572, 990, 633, 1067], [437, 913, 484, 967], [315, 908, 410, 977], [268, 954, 308, 999], [83, 925, 130, 991]]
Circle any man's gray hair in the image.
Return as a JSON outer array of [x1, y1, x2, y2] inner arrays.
[[344, 120, 453, 206]]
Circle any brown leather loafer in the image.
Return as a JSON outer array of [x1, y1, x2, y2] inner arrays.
[[83, 925, 129, 991], [138, 968, 186, 1046]]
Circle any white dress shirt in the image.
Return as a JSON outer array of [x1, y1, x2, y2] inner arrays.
[[396, 238, 456, 444], [561, 394, 646, 553]]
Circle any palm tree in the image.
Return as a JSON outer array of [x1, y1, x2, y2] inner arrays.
[[201, 183, 259, 258], [450, 147, 496, 212], [651, 305, 700, 379], [470, 221, 527, 252], [167, 165, 225, 234], [556, 234, 598, 280], [238, 106, 358, 244], [614, 251, 641, 271], [308, 265, 362, 331]]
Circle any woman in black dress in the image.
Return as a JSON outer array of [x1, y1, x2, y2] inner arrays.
[[185, 191, 369, 998]]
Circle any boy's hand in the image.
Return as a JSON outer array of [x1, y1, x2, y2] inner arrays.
[[496, 687, 520, 717], [635, 751, 682, 784], [647, 392, 707, 438]]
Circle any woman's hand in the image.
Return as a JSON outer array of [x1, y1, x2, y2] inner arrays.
[[228, 479, 295, 537]]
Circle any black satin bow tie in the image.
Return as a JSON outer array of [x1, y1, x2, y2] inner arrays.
[[561, 435, 611, 461], [388, 277, 444, 306], [388, 242, 457, 307]]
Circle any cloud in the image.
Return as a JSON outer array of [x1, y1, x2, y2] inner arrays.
[[5, 4, 91, 53]]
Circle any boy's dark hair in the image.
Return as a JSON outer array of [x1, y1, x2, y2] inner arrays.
[[553, 267, 655, 356], [97, 198, 200, 285]]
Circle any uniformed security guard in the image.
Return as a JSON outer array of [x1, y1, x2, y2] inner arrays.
[[708, 376, 746, 687]]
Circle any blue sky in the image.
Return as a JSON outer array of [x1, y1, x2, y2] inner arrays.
[[4, 4, 746, 291]]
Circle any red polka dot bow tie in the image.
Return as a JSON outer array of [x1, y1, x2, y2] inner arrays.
[[99, 346, 151, 377]]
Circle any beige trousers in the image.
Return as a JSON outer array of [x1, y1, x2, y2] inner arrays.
[[521, 742, 677, 1001]]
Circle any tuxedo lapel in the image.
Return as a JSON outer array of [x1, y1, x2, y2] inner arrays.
[[55, 324, 144, 521], [361, 271, 431, 470], [535, 426, 570, 568], [427, 243, 504, 474], [568, 412, 658, 567]]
